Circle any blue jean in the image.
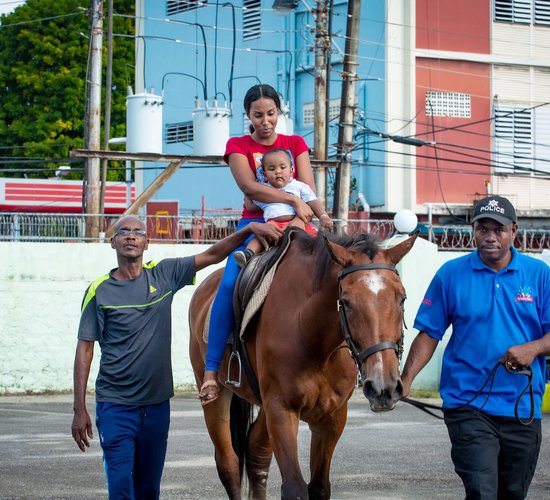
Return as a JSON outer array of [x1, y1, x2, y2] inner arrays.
[[205, 217, 264, 371], [96, 400, 170, 500]]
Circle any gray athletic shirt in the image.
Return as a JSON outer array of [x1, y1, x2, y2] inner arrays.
[[78, 257, 195, 405]]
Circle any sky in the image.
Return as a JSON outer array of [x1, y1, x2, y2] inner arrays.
[[0, 0, 25, 16]]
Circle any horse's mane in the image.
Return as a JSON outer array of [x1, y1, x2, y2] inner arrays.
[[289, 229, 380, 292]]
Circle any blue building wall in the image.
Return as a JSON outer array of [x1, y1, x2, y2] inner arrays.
[[140, 0, 386, 212]]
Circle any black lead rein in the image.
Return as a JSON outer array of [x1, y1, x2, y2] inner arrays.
[[402, 361, 535, 426]]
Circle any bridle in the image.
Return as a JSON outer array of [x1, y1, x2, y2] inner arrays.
[[337, 263, 405, 379]]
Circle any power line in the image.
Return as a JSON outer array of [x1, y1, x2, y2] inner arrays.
[[412, 101, 550, 138], [356, 123, 550, 168], [0, 10, 84, 28], [357, 143, 550, 177], [3, 8, 549, 97]]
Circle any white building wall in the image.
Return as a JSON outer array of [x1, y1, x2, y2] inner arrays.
[[385, 0, 416, 212], [1, 241, 547, 395], [493, 23, 550, 61]]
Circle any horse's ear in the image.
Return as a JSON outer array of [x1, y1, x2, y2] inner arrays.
[[384, 231, 418, 265], [323, 235, 352, 268]]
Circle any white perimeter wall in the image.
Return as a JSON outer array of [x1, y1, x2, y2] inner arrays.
[[1, 240, 547, 395], [0, 242, 220, 394]]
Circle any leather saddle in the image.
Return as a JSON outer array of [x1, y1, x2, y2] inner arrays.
[[226, 229, 297, 401]]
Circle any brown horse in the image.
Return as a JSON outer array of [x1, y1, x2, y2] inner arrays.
[[189, 230, 417, 499]]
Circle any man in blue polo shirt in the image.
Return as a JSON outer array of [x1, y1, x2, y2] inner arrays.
[[401, 195, 550, 499]]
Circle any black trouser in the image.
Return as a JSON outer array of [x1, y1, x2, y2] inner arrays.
[[444, 408, 541, 500]]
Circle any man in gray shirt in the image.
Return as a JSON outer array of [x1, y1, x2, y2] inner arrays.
[[71, 215, 282, 500]]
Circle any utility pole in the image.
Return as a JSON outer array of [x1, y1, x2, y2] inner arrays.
[[83, 0, 103, 240], [99, 0, 113, 228], [333, 0, 361, 234], [273, 0, 330, 206], [313, 0, 329, 207]]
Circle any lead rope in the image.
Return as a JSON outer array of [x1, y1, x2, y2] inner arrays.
[[402, 361, 534, 426]]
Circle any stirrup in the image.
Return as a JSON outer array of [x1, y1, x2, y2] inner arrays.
[[226, 351, 242, 387]]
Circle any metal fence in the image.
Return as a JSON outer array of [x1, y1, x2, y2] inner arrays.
[[424, 224, 550, 253], [1, 212, 549, 252]]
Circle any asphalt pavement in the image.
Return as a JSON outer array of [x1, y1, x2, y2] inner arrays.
[[1, 392, 549, 499]]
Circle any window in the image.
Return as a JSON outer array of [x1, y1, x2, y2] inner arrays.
[[167, 0, 207, 16], [243, 0, 261, 41], [534, 108, 550, 174], [165, 122, 194, 144], [302, 99, 342, 126], [494, 107, 532, 173], [535, 0, 550, 25], [496, 106, 550, 175], [425, 92, 471, 118], [494, 0, 550, 26]]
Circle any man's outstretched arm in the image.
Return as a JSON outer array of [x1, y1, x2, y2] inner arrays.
[[194, 222, 284, 271]]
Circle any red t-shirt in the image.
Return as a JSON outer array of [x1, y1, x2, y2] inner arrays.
[[224, 134, 311, 218]]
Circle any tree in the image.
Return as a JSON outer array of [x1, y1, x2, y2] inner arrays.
[[0, 0, 134, 179]]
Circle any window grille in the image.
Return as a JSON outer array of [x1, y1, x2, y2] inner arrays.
[[534, 108, 550, 174], [243, 0, 261, 41], [535, 0, 550, 25], [495, 0, 532, 23], [494, 107, 533, 173], [494, 0, 550, 25], [425, 92, 471, 118], [302, 99, 342, 126], [167, 0, 207, 16], [165, 121, 194, 144]]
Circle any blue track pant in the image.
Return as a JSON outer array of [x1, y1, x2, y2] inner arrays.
[[96, 400, 170, 500]]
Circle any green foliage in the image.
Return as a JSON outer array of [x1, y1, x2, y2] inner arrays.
[[0, 0, 135, 179]]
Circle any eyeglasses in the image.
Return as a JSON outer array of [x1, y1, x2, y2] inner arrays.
[[115, 229, 147, 238]]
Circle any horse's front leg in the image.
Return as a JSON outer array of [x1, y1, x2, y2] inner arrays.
[[199, 386, 243, 499], [307, 404, 348, 500], [245, 407, 273, 500], [264, 403, 308, 499]]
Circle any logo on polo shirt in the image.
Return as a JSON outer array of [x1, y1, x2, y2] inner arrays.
[[480, 199, 505, 215], [150, 285, 157, 294], [515, 286, 533, 303]]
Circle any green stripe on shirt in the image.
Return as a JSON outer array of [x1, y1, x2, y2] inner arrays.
[[100, 290, 173, 309], [81, 273, 110, 314]]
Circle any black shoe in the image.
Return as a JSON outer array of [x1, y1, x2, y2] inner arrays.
[[234, 249, 254, 268]]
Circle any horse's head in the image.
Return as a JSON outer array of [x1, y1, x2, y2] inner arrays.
[[324, 233, 417, 412]]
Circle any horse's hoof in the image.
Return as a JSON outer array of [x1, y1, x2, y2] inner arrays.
[[198, 379, 220, 406]]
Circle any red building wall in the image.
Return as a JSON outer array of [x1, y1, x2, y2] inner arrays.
[[416, 0, 490, 54], [416, 58, 491, 205], [415, 0, 492, 206]]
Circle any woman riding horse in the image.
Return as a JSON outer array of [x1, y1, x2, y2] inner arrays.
[[189, 229, 417, 499]]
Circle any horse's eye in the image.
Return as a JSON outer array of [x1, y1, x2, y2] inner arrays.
[[340, 298, 352, 311], [400, 296, 407, 307]]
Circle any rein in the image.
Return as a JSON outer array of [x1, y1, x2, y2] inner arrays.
[[337, 263, 404, 379], [402, 361, 535, 426]]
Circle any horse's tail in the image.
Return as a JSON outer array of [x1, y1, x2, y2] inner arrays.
[[230, 393, 253, 479]]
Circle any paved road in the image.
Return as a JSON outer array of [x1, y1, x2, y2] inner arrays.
[[1, 393, 549, 499]]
